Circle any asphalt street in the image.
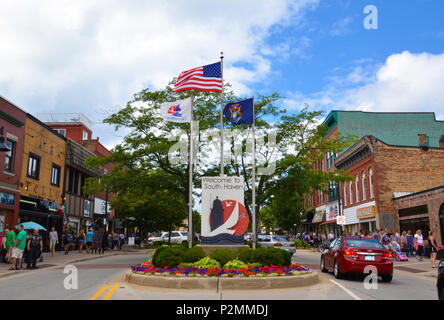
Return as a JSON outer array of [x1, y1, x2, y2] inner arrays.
[[0, 250, 439, 300]]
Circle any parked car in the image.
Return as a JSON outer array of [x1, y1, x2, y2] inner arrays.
[[149, 231, 188, 244], [258, 235, 296, 254], [320, 236, 394, 282], [438, 258, 444, 300]]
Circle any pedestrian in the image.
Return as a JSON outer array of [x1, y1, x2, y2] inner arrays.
[[10, 225, 27, 270], [381, 229, 391, 251], [63, 232, 73, 255], [49, 227, 58, 257], [372, 229, 380, 241], [328, 231, 334, 241], [113, 232, 120, 250], [406, 230, 414, 257], [108, 233, 113, 250], [86, 228, 94, 254], [414, 229, 424, 261], [400, 231, 408, 255], [427, 231, 439, 268], [1, 229, 7, 263], [101, 230, 108, 254], [119, 232, 125, 249], [27, 229, 43, 269], [78, 230, 85, 253], [5, 228, 15, 264]]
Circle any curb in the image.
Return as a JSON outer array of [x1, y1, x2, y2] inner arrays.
[[126, 270, 319, 290], [0, 251, 143, 280]]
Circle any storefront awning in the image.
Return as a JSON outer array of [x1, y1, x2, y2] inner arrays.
[[320, 219, 336, 225]]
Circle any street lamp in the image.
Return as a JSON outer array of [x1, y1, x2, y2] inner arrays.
[[0, 127, 11, 152]]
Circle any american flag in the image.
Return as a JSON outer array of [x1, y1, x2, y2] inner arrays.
[[173, 61, 222, 93]]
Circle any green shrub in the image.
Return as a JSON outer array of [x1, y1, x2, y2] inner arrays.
[[223, 259, 248, 270], [210, 249, 234, 267], [252, 247, 291, 266], [234, 247, 254, 264], [194, 257, 220, 269], [294, 240, 311, 248], [179, 241, 200, 249], [183, 246, 206, 263], [152, 246, 184, 268], [246, 241, 262, 248]]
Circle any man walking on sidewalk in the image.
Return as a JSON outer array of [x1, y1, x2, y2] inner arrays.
[[10, 225, 26, 270], [27, 229, 43, 269]]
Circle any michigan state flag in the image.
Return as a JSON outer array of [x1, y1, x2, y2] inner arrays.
[[223, 98, 254, 125]]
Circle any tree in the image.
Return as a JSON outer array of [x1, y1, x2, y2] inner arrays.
[[84, 82, 356, 237]]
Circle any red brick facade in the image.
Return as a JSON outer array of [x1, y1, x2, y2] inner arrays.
[[0, 97, 26, 230]]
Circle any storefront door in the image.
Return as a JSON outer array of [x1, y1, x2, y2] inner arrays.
[[400, 217, 431, 241]]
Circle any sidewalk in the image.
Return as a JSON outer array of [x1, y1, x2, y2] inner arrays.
[[0, 247, 152, 279]]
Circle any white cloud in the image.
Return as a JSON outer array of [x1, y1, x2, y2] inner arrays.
[[0, 0, 318, 147], [285, 51, 444, 120]]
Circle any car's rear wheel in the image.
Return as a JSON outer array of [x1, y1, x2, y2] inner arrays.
[[381, 274, 393, 282], [334, 259, 343, 279], [320, 256, 328, 273]]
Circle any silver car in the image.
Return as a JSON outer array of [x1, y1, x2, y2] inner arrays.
[[258, 235, 296, 254]]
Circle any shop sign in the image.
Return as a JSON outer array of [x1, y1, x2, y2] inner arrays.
[[357, 206, 376, 219], [84, 200, 91, 217], [0, 192, 15, 206], [312, 210, 325, 223]]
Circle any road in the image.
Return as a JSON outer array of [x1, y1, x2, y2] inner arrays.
[[0, 250, 439, 300]]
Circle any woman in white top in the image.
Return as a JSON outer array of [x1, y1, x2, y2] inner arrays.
[[49, 227, 58, 257], [413, 229, 424, 261]]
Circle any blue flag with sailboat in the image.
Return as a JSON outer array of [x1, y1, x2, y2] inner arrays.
[[223, 98, 254, 125]]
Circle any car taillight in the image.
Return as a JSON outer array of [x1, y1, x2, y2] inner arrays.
[[344, 250, 357, 258], [290, 243, 296, 247], [383, 252, 393, 259], [274, 243, 283, 247]]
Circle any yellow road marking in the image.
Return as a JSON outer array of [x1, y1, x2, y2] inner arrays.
[[89, 284, 109, 300], [102, 283, 120, 300]]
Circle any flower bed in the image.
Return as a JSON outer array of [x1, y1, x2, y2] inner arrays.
[[131, 261, 311, 277]]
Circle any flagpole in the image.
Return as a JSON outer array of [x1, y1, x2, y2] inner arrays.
[[220, 52, 224, 176], [188, 96, 194, 248], [252, 96, 256, 250]]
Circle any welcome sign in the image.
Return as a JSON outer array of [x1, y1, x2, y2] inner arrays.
[[201, 176, 249, 245]]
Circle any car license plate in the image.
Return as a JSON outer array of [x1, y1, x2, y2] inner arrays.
[[365, 255, 375, 261]]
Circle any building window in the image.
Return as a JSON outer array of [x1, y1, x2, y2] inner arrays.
[[4, 139, 16, 173], [349, 182, 353, 204], [369, 168, 374, 198], [82, 130, 88, 140], [27, 153, 41, 180], [51, 164, 61, 186], [355, 175, 359, 203], [55, 129, 66, 137], [326, 153, 330, 169], [343, 183, 347, 206], [362, 171, 366, 201]]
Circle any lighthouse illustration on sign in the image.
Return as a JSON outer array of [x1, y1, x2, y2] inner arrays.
[[201, 177, 249, 245]]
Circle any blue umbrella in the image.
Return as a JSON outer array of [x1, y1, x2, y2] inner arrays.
[[16, 222, 47, 231]]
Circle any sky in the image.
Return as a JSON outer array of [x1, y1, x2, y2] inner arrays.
[[1, 0, 444, 150]]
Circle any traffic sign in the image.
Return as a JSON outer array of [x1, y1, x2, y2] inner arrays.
[[336, 215, 346, 225]]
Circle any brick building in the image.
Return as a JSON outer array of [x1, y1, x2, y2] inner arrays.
[[335, 135, 444, 241], [305, 111, 444, 236], [19, 114, 66, 249], [0, 96, 26, 232], [393, 186, 444, 246], [37, 113, 117, 232]]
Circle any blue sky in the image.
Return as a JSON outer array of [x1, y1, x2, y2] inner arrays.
[[1, 0, 443, 149]]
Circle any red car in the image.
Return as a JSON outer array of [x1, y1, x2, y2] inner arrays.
[[320, 236, 393, 282]]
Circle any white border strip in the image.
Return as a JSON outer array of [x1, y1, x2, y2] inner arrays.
[[330, 279, 362, 300]]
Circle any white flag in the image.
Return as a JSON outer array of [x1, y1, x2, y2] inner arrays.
[[160, 98, 192, 123]]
